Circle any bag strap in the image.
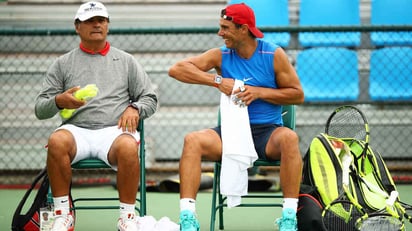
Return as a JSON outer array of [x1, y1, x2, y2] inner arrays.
[[368, 149, 396, 193], [12, 167, 48, 230]]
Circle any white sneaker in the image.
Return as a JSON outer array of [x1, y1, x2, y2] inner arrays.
[[117, 213, 139, 231], [51, 210, 74, 231]]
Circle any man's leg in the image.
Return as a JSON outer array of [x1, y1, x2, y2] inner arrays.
[[109, 134, 140, 204], [47, 129, 76, 197], [108, 134, 140, 231], [266, 127, 302, 198], [47, 129, 76, 231], [179, 129, 222, 231], [266, 127, 302, 231]]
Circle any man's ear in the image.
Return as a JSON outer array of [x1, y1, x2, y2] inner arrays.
[[241, 24, 250, 35], [74, 23, 80, 34]]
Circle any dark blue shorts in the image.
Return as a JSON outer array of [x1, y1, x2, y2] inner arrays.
[[211, 124, 281, 160]]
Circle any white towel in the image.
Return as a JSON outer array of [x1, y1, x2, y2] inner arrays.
[[138, 215, 179, 231], [220, 79, 258, 208]]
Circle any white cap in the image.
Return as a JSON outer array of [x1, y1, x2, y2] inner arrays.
[[75, 1, 109, 21]]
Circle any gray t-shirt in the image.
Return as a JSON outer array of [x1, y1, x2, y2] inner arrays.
[[35, 45, 157, 129]]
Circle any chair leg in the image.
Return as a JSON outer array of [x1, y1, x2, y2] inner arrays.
[[218, 181, 224, 230], [214, 162, 225, 230], [210, 162, 219, 231], [139, 167, 146, 216], [139, 120, 146, 216]]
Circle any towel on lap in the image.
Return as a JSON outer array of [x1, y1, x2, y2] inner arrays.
[[220, 79, 258, 208]]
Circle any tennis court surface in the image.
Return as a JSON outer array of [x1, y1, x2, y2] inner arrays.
[[2, 184, 412, 230]]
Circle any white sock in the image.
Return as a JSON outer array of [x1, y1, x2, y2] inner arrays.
[[180, 198, 196, 213], [53, 196, 70, 215], [283, 198, 298, 212], [119, 202, 136, 218]]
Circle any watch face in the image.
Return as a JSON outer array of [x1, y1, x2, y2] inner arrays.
[[215, 75, 222, 84]]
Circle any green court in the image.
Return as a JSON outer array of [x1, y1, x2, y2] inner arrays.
[[2, 185, 412, 230]]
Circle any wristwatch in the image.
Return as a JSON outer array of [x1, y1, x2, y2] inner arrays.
[[214, 75, 222, 85], [129, 103, 140, 114]]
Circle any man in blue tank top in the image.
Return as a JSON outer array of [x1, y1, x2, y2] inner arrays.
[[169, 3, 304, 231]]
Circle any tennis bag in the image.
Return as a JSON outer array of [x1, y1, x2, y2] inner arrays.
[[299, 133, 360, 230], [344, 137, 398, 213], [301, 133, 411, 230], [342, 136, 412, 228], [11, 168, 75, 231], [302, 133, 360, 208], [297, 184, 327, 231], [12, 168, 50, 231]]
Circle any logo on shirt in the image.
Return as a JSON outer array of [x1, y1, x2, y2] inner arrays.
[[243, 77, 253, 82]]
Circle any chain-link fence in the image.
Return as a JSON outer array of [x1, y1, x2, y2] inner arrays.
[[1, 26, 411, 178]]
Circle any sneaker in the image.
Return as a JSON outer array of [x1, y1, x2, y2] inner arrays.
[[117, 213, 139, 231], [179, 210, 200, 231], [275, 208, 297, 231], [51, 210, 74, 231]]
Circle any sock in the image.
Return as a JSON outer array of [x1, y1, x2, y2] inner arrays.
[[180, 198, 196, 213], [119, 202, 136, 218], [53, 196, 70, 215], [283, 198, 298, 213]]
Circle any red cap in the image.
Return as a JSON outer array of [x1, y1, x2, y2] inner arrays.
[[222, 3, 264, 38]]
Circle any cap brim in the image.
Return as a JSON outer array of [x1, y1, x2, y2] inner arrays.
[[249, 27, 264, 38], [76, 12, 109, 21]]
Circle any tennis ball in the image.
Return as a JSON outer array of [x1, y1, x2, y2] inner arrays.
[[60, 84, 99, 119], [60, 109, 76, 119], [73, 84, 99, 101]]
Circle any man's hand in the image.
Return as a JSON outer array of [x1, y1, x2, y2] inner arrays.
[[118, 106, 140, 133], [216, 78, 236, 96], [56, 86, 86, 109], [232, 85, 258, 106]]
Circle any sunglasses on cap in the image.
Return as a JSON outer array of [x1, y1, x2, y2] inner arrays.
[[220, 9, 233, 21]]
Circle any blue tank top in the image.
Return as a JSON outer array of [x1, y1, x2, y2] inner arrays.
[[220, 40, 282, 125]]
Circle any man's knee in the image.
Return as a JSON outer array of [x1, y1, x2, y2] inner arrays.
[[47, 130, 76, 156], [183, 131, 201, 146], [281, 128, 300, 145], [267, 128, 301, 158], [114, 134, 139, 150], [111, 135, 139, 163]]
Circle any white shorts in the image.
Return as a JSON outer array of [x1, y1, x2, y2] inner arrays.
[[56, 125, 140, 170]]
